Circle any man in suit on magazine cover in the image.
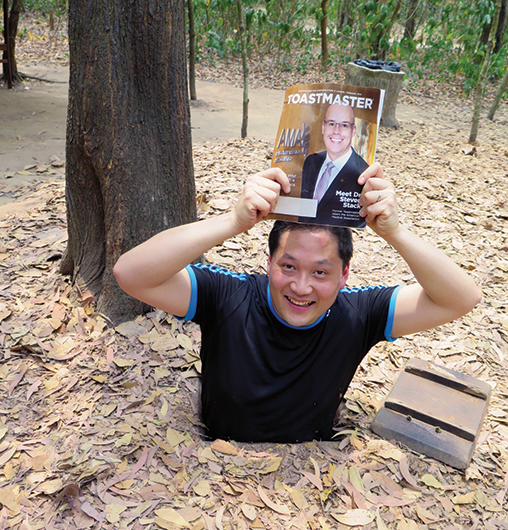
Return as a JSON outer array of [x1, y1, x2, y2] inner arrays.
[[300, 104, 368, 228]]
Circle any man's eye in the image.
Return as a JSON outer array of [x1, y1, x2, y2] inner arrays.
[[283, 264, 295, 270], [315, 270, 326, 276]]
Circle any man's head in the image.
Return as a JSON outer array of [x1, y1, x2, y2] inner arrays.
[[267, 221, 352, 327], [321, 104, 356, 161]]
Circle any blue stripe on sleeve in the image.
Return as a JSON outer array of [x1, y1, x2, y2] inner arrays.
[[384, 285, 403, 341], [180, 265, 198, 321]]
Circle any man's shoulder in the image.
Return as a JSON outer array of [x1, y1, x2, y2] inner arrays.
[[303, 150, 326, 166], [349, 148, 369, 170], [190, 263, 268, 293], [337, 285, 397, 310]]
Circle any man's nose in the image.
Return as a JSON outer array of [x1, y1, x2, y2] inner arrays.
[[290, 274, 313, 296]]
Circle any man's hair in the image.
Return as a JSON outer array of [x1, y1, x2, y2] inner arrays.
[[268, 221, 353, 268]]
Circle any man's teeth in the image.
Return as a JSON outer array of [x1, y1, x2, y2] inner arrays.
[[287, 297, 313, 307]]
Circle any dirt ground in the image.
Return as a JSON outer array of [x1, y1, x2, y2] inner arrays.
[[0, 63, 285, 207], [1, 21, 508, 530]]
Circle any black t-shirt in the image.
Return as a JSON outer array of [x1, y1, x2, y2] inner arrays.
[[182, 263, 400, 443]]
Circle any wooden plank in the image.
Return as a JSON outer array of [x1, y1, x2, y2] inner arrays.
[[371, 359, 491, 469]]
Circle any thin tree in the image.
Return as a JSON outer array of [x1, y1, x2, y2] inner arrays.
[[236, 0, 249, 138], [372, 0, 403, 60], [320, 0, 328, 72], [403, 0, 419, 40], [494, 0, 508, 53], [187, 0, 197, 100], [62, 0, 196, 324], [2, 0, 22, 84], [469, 0, 503, 143], [487, 64, 508, 120]]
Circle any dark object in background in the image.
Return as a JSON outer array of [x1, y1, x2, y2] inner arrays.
[[353, 59, 401, 73]]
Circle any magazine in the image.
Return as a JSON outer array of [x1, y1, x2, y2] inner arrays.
[[269, 83, 384, 229]]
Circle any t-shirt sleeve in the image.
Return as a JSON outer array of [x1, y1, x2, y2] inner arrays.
[[340, 285, 402, 350], [179, 263, 249, 324]]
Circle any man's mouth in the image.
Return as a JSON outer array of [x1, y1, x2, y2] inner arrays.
[[330, 137, 343, 143], [286, 296, 314, 307]]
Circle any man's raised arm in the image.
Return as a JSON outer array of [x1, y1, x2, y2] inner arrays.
[[113, 168, 290, 317], [358, 163, 481, 339]]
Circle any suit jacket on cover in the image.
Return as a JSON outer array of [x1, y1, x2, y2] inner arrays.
[[299, 149, 369, 228]]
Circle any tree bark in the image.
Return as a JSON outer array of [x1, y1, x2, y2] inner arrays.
[[494, 0, 508, 53], [320, 0, 328, 72], [403, 0, 419, 40], [469, 0, 502, 143], [62, 0, 196, 324], [187, 0, 197, 100], [236, 0, 248, 138], [372, 0, 402, 60], [2, 0, 22, 83], [487, 64, 508, 120]]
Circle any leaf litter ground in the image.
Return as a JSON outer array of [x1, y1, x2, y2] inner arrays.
[[1, 13, 508, 530]]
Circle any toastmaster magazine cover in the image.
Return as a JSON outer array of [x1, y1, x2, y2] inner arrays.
[[269, 83, 385, 229]]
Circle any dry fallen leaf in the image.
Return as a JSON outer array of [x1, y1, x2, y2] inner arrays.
[[211, 439, 239, 455], [257, 485, 291, 515], [331, 509, 375, 526]]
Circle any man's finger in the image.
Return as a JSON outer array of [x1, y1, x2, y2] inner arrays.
[[258, 167, 291, 194], [358, 162, 383, 185]]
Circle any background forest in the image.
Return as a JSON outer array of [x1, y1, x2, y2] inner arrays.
[[15, 0, 508, 96]]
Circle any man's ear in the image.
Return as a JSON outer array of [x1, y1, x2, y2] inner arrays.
[[340, 263, 350, 289], [267, 254, 272, 275]]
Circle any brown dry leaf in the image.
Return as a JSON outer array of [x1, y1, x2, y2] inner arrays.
[[331, 509, 375, 526], [420, 473, 445, 490], [0, 446, 17, 467], [452, 491, 476, 504], [8, 362, 28, 395], [211, 439, 238, 455], [348, 464, 364, 494], [303, 457, 323, 491], [193, 480, 211, 497], [155, 507, 191, 528], [399, 456, 420, 490], [240, 503, 257, 521], [369, 469, 403, 497], [0, 487, 20, 515], [257, 485, 291, 515]]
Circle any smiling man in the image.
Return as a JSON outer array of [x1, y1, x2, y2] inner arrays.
[[300, 103, 368, 227], [114, 164, 481, 443]]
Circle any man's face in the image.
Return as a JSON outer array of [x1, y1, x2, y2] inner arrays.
[[267, 229, 349, 328], [321, 105, 356, 161]]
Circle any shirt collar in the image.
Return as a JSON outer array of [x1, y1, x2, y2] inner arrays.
[[325, 147, 353, 172], [266, 284, 328, 330]]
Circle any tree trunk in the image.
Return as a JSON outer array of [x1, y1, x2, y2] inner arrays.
[[372, 0, 402, 60], [403, 0, 419, 40], [320, 0, 328, 72], [337, 0, 351, 33], [469, 0, 503, 143], [62, 0, 196, 324], [2, 0, 22, 83], [187, 0, 197, 100], [236, 0, 248, 138], [487, 64, 508, 120], [494, 0, 508, 53]]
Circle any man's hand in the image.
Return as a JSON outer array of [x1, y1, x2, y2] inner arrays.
[[232, 168, 290, 232], [358, 162, 399, 239]]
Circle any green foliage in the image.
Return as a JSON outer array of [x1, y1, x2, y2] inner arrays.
[[189, 0, 508, 95], [22, 0, 67, 17]]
